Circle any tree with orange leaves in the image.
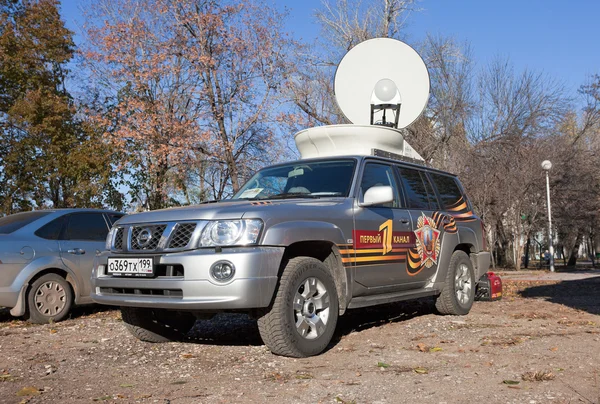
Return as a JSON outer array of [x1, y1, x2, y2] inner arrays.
[[84, 0, 293, 209]]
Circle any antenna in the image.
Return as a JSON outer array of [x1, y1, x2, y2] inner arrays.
[[334, 38, 430, 129]]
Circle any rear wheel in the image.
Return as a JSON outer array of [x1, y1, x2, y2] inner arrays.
[[26, 273, 73, 324], [121, 307, 196, 343], [258, 257, 339, 357], [435, 251, 475, 315]]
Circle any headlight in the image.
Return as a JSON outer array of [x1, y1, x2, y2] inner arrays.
[[199, 219, 263, 247], [105, 227, 117, 250]]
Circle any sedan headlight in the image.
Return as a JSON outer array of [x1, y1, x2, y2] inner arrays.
[[199, 219, 263, 247]]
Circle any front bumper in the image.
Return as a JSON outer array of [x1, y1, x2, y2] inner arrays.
[[91, 246, 284, 310]]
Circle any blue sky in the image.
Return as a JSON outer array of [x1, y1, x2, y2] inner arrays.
[[60, 0, 599, 102]]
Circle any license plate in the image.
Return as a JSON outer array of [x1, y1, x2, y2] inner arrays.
[[107, 257, 154, 276]]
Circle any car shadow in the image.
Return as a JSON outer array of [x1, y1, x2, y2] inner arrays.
[[518, 278, 600, 315], [184, 298, 437, 349], [328, 298, 436, 350], [186, 313, 263, 346], [0, 304, 117, 325]]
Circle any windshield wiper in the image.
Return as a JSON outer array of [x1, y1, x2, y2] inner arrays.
[[268, 193, 321, 200]]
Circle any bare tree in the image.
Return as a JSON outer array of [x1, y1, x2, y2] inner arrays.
[[281, 0, 419, 132]]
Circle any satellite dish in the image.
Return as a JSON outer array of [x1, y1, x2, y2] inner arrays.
[[334, 38, 430, 129]]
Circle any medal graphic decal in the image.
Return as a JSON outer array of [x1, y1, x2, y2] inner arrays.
[[414, 213, 441, 268]]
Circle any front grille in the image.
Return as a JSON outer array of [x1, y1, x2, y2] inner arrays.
[[111, 220, 206, 253], [99, 287, 183, 298], [114, 228, 124, 250], [167, 223, 196, 249], [131, 225, 166, 250]]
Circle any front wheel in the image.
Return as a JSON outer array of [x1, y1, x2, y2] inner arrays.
[[435, 251, 475, 315], [258, 257, 339, 357], [121, 307, 196, 343]]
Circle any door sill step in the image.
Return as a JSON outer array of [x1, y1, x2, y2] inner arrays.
[[348, 288, 439, 309]]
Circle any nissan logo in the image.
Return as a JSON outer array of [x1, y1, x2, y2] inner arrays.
[[137, 228, 153, 247]]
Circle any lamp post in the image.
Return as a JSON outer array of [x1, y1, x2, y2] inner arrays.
[[541, 160, 555, 272]]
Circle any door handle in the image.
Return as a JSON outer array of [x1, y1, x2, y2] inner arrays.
[[68, 248, 86, 255], [400, 219, 410, 225]]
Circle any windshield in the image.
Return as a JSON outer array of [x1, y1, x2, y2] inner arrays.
[[233, 160, 356, 200], [0, 211, 51, 234]]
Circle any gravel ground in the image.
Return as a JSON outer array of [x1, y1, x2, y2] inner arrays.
[[0, 276, 599, 404]]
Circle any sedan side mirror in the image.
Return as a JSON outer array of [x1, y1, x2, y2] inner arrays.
[[360, 185, 394, 207]]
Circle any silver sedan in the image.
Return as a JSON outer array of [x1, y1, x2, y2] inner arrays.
[[0, 209, 124, 323]]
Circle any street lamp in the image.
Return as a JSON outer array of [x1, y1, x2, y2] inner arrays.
[[541, 160, 555, 272]]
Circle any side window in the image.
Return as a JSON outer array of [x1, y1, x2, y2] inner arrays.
[[360, 163, 400, 208], [64, 213, 109, 241], [35, 216, 66, 240], [422, 173, 441, 210], [397, 167, 430, 209], [106, 213, 125, 226], [430, 173, 465, 211]]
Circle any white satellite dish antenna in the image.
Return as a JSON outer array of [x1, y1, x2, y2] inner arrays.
[[334, 38, 430, 129]]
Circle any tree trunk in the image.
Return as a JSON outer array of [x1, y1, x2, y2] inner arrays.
[[567, 234, 581, 267], [524, 237, 530, 268]]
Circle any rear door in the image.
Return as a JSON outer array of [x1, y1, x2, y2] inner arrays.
[[396, 166, 442, 282], [59, 212, 112, 297]]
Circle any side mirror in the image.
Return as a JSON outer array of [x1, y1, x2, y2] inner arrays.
[[360, 185, 394, 207]]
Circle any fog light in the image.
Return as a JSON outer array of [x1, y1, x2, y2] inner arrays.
[[210, 261, 235, 282]]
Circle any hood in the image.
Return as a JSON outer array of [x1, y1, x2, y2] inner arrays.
[[116, 198, 348, 225]]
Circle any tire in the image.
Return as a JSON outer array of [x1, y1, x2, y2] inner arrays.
[[121, 307, 196, 343], [257, 257, 339, 358], [26, 273, 74, 324], [435, 251, 475, 315]]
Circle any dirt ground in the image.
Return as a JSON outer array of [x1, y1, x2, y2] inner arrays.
[[1, 274, 599, 404]]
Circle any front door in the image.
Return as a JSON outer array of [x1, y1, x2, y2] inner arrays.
[[352, 162, 419, 295]]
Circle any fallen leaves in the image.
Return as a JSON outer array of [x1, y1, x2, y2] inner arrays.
[[522, 370, 555, 382], [264, 372, 289, 383], [335, 396, 356, 404], [416, 343, 427, 352], [480, 336, 525, 347], [16, 386, 41, 397], [502, 380, 520, 385], [415, 343, 442, 352], [294, 371, 313, 380], [0, 373, 16, 382]]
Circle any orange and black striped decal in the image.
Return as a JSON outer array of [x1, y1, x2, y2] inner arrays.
[[447, 197, 477, 222], [339, 246, 408, 267]]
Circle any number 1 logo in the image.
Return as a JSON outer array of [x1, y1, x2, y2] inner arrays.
[[379, 219, 393, 255]]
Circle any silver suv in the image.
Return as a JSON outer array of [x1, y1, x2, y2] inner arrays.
[[92, 152, 490, 357]]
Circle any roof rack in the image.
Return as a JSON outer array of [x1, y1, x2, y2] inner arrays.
[[372, 148, 427, 166]]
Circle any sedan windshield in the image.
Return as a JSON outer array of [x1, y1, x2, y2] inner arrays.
[[233, 160, 356, 200], [0, 211, 51, 234]]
